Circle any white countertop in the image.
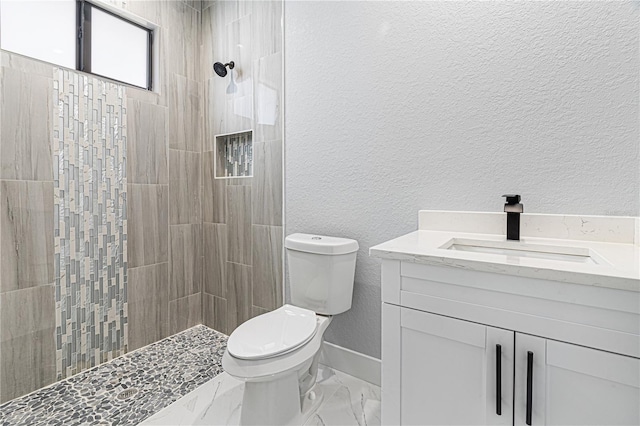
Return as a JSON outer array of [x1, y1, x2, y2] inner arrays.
[[370, 212, 640, 292]]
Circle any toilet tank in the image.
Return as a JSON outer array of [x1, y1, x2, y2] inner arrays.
[[285, 233, 359, 315]]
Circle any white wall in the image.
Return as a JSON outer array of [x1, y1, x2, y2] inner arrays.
[[284, 1, 639, 358]]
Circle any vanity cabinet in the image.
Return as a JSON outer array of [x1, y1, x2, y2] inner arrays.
[[380, 259, 640, 426], [388, 306, 514, 425], [514, 334, 640, 426]]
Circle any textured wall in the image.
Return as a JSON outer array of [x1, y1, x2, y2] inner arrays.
[[284, 1, 640, 358], [201, 0, 284, 335]]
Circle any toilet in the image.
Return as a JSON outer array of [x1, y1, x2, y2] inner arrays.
[[222, 233, 359, 425]]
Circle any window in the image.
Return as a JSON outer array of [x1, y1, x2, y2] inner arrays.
[[79, 2, 152, 89], [0, 0, 77, 68], [0, 0, 153, 90]]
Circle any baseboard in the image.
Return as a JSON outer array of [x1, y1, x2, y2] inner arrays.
[[319, 341, 381, 387]]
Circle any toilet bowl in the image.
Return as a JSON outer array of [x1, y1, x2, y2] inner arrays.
[[221, 233, 359, 426], [222, 306, 332, 425]]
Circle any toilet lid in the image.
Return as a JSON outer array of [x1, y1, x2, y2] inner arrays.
[[227, 305, 318, 360]]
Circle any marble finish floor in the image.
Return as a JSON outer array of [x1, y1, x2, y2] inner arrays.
[[142, 366, 381, 426], [0, 326, 227, 426]]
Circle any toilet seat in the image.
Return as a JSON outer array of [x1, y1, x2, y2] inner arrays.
[[227, 304, 318, 360], [223, 314, 332, 381]]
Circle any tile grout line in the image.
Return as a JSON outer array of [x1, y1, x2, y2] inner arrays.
[[0, 178, 55, 183]]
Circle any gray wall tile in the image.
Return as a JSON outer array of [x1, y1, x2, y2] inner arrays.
[[127, 86, 169, 106], [249, 1, 282, 61], [204, 76, 252, 150], [0, 282, 56, 403], [1, 51, 55, 78], [0, 285, 55, 342], [154, 29, 173, 106], [202, 78, 217, 152], [252, 225, 282, 311], [126, 84, 164, 106], [251, 305, 268, 319], [210, 0, 239, 43], [227, 15, 252, 86], [128, 184, 169, 268], [203, 293, 227, 335], [124, 1, 162, 28], [169, 150, 201, 225], [201, 0, 283, 339], [203, 223, 227, 298], [0, 181, 54, 293], [226, 177, 253, 187], [202, 0, 215, 12], [203, 151, 227, 223], [127, 99, 168, 185], [128, 263, 169, 352], [169, 74, 201, 152], [0, 66, 52, 181], [252, 140, 282, 226], [166, 1, 200, 82], [201, 5, 215, 82], [253, 52, 282, 143], [226, 262, 251, 332], [227, 186, 251, 265], [184, 0, 202, 12], [0, 328, 56, 403], [169, 224, 203, 300], [169, 293, 202, 335], [202, 2, 255, 147]]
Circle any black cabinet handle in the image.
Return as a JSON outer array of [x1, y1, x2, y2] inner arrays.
[[526, 351, 534, 425], [496, 344, 502, 416]]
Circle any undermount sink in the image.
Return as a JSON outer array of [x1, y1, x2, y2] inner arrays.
[[441, 238, 608, 265]]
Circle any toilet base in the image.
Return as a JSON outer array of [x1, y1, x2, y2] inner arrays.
[[223, 315, 333, 426], [238, 357, 324, 426], [239, 371, 301, 425], [300, 386, 325, 423]]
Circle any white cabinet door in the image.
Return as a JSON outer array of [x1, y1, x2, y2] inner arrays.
[[395, 306, 513, 425], [515, 334, 640, 426]]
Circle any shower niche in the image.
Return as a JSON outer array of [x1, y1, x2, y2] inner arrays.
[[214, 130, 253, 179]]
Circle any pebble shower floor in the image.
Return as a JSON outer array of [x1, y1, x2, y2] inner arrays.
[[0, 326, 227, 426]]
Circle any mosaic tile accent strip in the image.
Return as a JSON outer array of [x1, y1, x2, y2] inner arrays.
[[215, 130, 253, 178], [53, 68, 128, 380], [0, 326, 228, 426]]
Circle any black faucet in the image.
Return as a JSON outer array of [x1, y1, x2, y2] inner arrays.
[[502, 194, 523, 241]]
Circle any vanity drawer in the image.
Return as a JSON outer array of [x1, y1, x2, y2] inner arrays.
[[381, 259, 640, 358]]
